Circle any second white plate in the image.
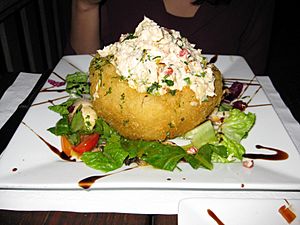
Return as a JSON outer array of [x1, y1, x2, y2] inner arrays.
[[178, 198, 300, 225]]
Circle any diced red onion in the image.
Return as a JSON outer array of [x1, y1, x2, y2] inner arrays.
[[224, 82, 243, 101], [232, 100, 248, 111], [48, 79, 65, 87], [187, 146, 198, 155], [68, 105, 75, 113]]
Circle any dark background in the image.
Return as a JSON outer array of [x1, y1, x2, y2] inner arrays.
[[0, 0, 299, 122], [0, 0, 72, 73], [266, 1, 300, 122]]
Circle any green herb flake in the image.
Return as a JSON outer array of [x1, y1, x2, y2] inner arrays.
[[120, 93, 125, 101], [152, 56, 161, 60], [122, 119, 129, 126], [163, 79, 174, 87], [147, 82, 161, 94], [184, 77, 191, 85], [122, 33, 138, 41], [169, 89, 176, 96], [104, 87, 112, 96]]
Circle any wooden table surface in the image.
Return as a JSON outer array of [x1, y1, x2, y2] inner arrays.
[[0, 211, 177, 225]]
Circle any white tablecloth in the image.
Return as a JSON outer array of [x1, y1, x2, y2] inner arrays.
[[0, 73, 41, 129], [0, 71, 299, 214]]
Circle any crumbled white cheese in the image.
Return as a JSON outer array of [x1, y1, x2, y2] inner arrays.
[[97, 17, 216, 102], [70, 99, 98, 130]]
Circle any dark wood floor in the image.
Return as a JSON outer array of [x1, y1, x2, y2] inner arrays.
[[0, 211, 178, 225]]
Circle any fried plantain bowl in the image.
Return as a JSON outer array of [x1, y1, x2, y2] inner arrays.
[[89, 17, 223, 141]]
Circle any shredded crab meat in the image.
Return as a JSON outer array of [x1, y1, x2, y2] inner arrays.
[[97, 17, 216, 102], [186, 146, 198, 155], [242, 159, 254, 168]]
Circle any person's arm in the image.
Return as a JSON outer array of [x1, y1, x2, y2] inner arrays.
[[70, 0, 101, 54]]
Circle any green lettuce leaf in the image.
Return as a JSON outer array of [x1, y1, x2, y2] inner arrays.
[[125, 140, 187, 171], [221, 108, 256, 143], [219, 134, 245, 160], [94, 118, 118, 140], [183, 120, 217, 149], [185, 144, 214, 170], [210, 144, 232, 163], [48, 98, 76, 116], [66, 72, 90, 96], [70, 111, 85, 132], [81, 133, 129, 172], [47, 116, 70, 136]]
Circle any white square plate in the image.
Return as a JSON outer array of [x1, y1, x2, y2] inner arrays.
[[0, 55, 299, 192]]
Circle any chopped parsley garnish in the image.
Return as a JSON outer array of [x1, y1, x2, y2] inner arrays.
[[140, 49, 147, 62], [147, 82, 161, 94], [120, 93, 125, 101], [104, 87, 112, 96], [91, 55, 113, 70], [169, 89, 177, 96], [122, 33, 138, 41], [194, 72, 206, 78], [163, 79, 174, 86], [152, 56, 161, 60], [184, 77, 191, 85]]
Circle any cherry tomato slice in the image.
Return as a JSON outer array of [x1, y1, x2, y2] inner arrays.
[[61, 136, 82, 158], [72, 133, 100, 153], [165, 67, 173, 75], [61, 136, 73, 156]]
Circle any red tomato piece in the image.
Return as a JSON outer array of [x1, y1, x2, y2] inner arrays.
[[179, 48, 188, 57], [61, 136, 73, 156], [72, 133, 100, 153], [165, 67, 173, 75]]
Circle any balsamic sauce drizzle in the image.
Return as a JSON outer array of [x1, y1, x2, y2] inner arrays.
[[224, 77, 259, 81], [224, 76, 271, 108], [22, 122, 75, 162], [238, 75, 256, 100], [52, 71, 66, 81], [40, 88, 66, 93], [64, 60, 84, 72], [223, 77, 259, 85], [224, 78, 260, 87], [78, 166, 138, 189], [243, 145, 289, 160], [247, 103, 272, 108], [31, 96, 69, 107], [246, 86, 262, 105], [207, 209, 225, 225]]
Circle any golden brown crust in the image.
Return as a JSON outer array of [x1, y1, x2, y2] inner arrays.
[[89, 55, 223, 141]]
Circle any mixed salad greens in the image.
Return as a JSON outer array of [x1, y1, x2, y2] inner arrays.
[[48, 71, 256, 172]]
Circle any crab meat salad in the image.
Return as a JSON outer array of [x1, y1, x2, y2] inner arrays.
[[98, 17, 215, 102]]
